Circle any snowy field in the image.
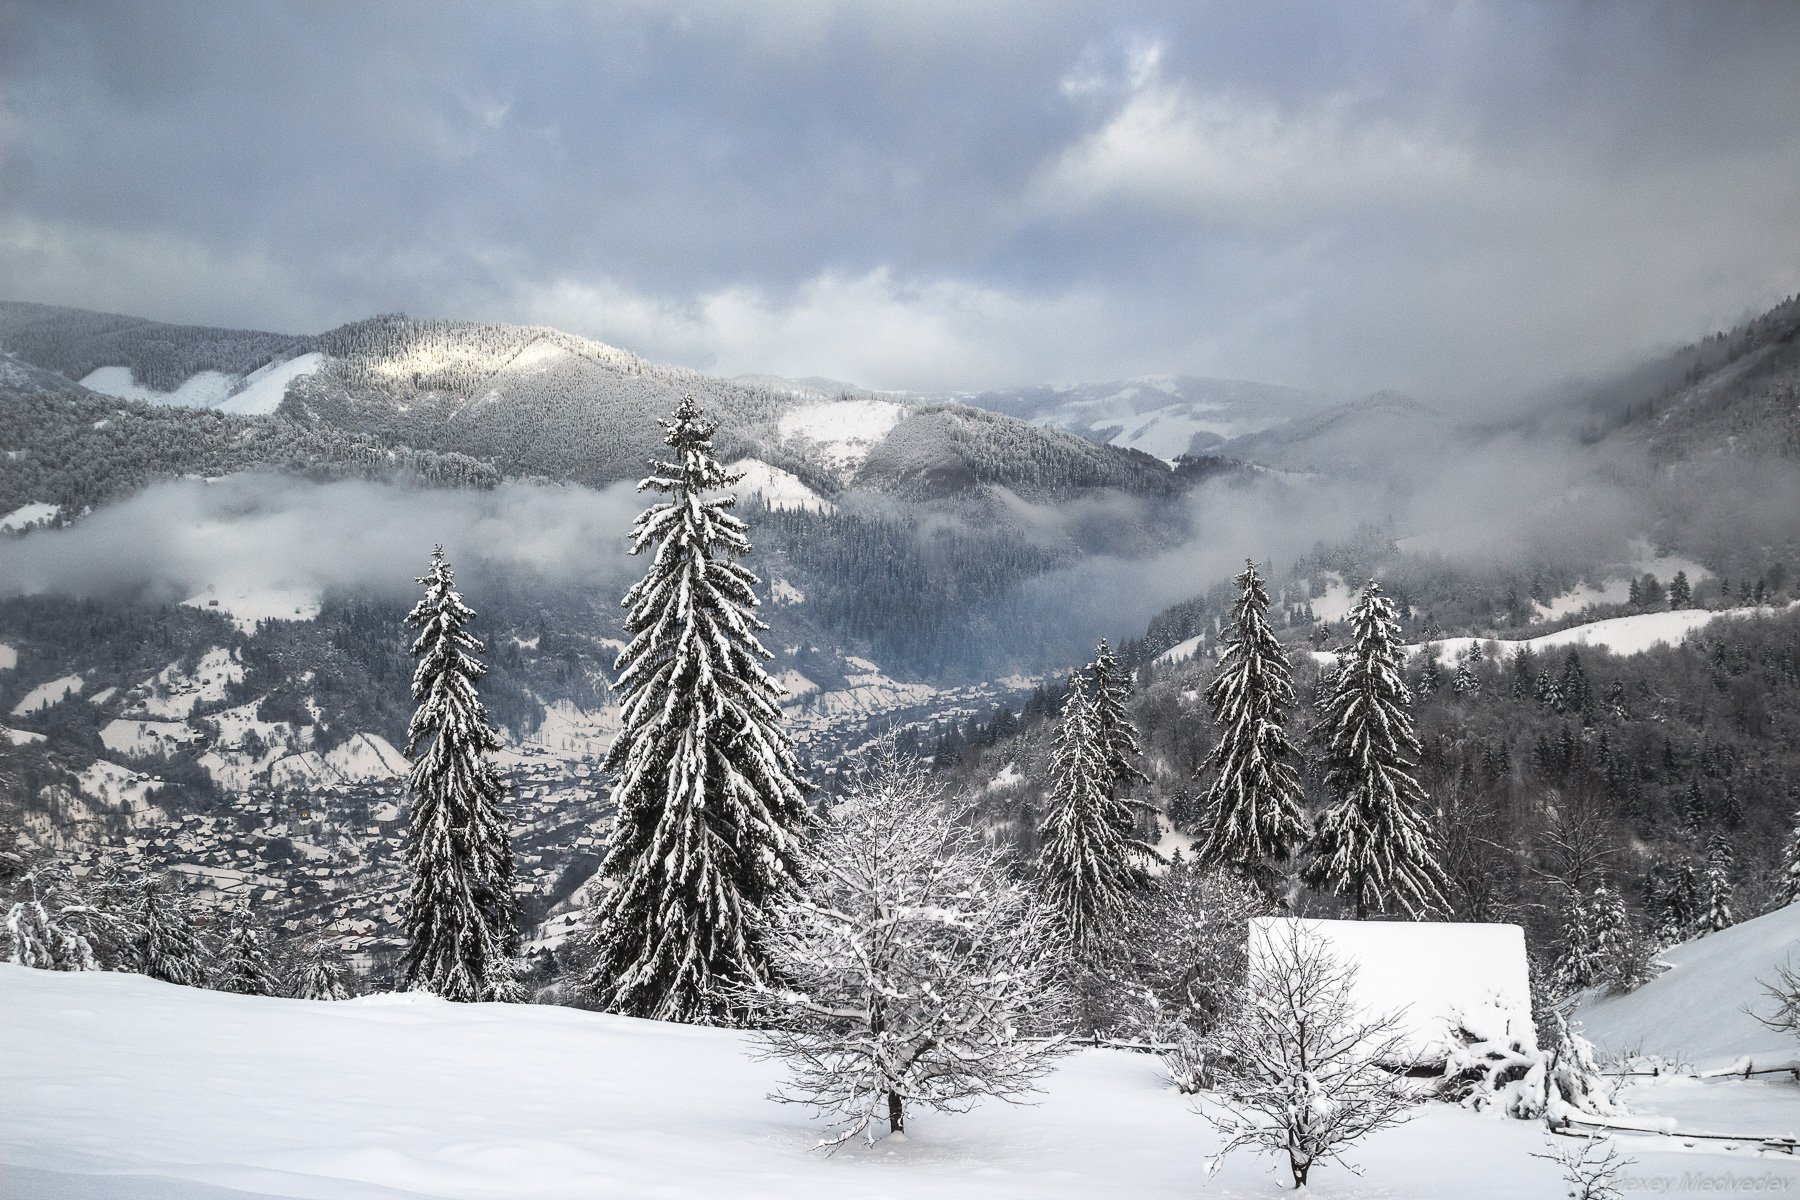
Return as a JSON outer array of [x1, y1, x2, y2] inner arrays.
[[5, 966, 1797, 1200]]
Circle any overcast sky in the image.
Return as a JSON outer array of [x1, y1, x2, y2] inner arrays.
[[3, 1, 1798, 398]]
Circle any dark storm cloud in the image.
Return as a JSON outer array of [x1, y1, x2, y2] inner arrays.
[[2, 0, 1798, 396]]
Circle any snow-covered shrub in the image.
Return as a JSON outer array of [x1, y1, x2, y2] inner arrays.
[[1132, 859, 1267, 1090], [214, 903, 279, 996], [743, 749, 1071, 1147], [1204, 920, 1420, 1189], [1531, 1132, 1636, 1200], [1753, 959, 1800, 1043], [1443, 1005, 1622, 1121], [292, 935, 355, 1001]]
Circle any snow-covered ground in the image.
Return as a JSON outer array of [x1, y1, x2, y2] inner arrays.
[[0, 502, 60, 533], [1156, 633, 1208, 666], [0, 641, 17, 670], [1530, 541, 1714, 624], [78, 353, 321, 415], [217, 352, 323, 415], [777, 398, 906, 479], [726, 458, 836, 514], [1297, 603, 1800, 673], [181, 585, 324, 635], [1578, 903, 1800, 1073], [80, 366, 237, 408], [5, 966, 1793, 1200], [1408, 603, 1799, 667], [10, 674, 83, 716], [1258, 918, 1533, 1064], [99, 718, 201, 757], [133, 648, 245, 720]]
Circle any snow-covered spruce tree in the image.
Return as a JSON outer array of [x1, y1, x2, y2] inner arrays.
[[1452, 645, 1482, 698], [1205, 920, 1419, 1189], [1702, 836, 1734, 933], [743, 749, 1070, 1146], [1087, 639, 1153, 841], [583, 395, 807, 1024], [1552, 884, 1650, 997], [294, 935, 354, 1001], [1655, 857, 1703, 944], [1551, 892, 1600, 995], [1590, 884, 1654, 992], [75, 853, 145, 969], [1196, 559, 1308, 893], [1040, 670, 1155, 962], [400, 545, 520, 1002], [215, 903, 278, 996], [1302, 581, 1447, 918], [133, 874, 207, 986], [5, 861, 99, 971]]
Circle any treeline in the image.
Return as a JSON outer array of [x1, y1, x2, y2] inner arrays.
[[0, 381, 498, 514], [0, 300, 305, 392], [934, 600, 1800, 990]]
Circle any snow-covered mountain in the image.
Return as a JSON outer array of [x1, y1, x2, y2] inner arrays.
[[956, 374, 1335, 463]]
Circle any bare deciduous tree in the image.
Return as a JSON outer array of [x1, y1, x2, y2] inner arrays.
[[743, 749, 1071, 1148], [1751, 960, 1800, 1042], [1204, 920, 1421, 1190]]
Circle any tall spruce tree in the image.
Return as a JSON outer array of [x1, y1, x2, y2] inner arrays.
[[400, 546, 519, 1002], [1040, 671, 1149, 961], [1088, 639, 1150, 798], [1303, 581, 1447, 918], [1703, 836, 1734, 933], [1550, 892, 1599, 995], [1196, 560, 1308, 893], [582, 395, 808, 1024], [1086, 639, 1156, 871]]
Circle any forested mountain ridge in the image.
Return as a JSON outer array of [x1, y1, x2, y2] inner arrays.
[[0, 353, 498, 516], [0, 302, 1194, 504]]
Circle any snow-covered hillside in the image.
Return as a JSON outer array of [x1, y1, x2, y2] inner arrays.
[[1405, 602, 1800, 666], [6, 966, 1794, 1200], [961, 375, 1331, 463], [1577, 903, 1800, 1072], [0, 967, 1561, 1199], [80, 352, 324, 415], [777, 397, 908, 479], [1282, 602, 1800, 673], [0, 502, 60, 533]]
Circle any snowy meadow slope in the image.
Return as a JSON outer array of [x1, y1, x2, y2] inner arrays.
[[0, 965, 1599, 1200], [6, 962, 1798, 1200]]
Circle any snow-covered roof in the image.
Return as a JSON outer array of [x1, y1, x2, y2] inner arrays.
[[1250, 917, 1534, 1065]]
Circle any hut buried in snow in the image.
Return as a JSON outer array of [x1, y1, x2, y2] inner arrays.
[[1249, 917, 1537, 1067]]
